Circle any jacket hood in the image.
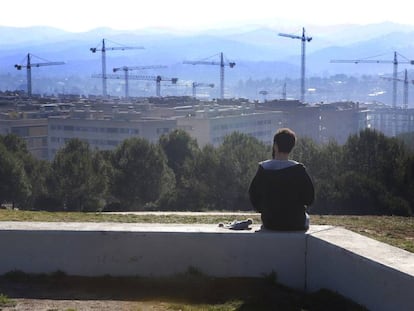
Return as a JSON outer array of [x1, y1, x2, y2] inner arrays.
[[260, 159, 300, 171]]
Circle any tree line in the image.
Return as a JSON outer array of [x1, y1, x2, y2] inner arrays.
[[1, 129, 413, 216]]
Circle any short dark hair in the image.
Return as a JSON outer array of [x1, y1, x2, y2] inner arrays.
[[273, 128, 296, 153]]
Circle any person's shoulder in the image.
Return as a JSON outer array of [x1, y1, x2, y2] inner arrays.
[[260, 159, 299, 171], [291, 162, 307, 170], [290, 163, 312, 176], [259, 159, 272, 166], [259, 159, 279, 170]]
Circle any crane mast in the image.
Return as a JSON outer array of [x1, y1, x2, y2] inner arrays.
[[14, 53, 65, 97], [90, 39, 144, 97], [403, 70, 409, 110], [381, 69, 413, 109], [278, 27, 312, 103], [220, 53, 224, 100], [393, 53, 398, 109], [113, 65, 168, 98], [331, 51, 414, 108], [183, 52, 235, 100]]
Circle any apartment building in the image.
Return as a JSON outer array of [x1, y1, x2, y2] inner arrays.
[[319, 102, 368, 144], [177, 103, 286, 147], [0, 112, 49, 160], [367, 107, 414, 137], [256, 100, 367, 144], [47, 108, 177, 160]]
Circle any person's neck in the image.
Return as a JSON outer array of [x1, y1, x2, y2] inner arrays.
[[274, 152, 289, 161]]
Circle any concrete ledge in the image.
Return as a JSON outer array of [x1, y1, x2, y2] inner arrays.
[[0, 222, 326, 289], [307, 227, 414, 311], [0, 221, 413, 311]]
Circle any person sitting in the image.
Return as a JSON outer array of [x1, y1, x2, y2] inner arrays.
[[248, 128, 314, 231]]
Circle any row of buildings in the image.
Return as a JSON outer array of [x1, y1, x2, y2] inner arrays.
[[1, 92, 413, 161]]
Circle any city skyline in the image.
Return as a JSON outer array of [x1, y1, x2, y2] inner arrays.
[[2, 0, 414, 33]]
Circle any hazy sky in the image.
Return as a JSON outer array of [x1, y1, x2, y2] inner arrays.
[[2, 0, 413, 32]]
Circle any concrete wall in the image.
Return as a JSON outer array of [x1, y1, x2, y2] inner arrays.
[[0, 222, 413, 311], [0, 222, 307, 289], [307, 227, 414, 311]]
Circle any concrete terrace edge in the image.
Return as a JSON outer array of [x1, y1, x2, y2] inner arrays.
[[307, 226, 414, 311], [0, 222, 413, 311]]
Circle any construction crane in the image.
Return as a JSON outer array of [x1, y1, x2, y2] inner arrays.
[[14, 53, 65, 97], [183, 52, 235, 100], [278, 27, 312, 103], [93, 74, 178, 97], [331, 51, 414, 108], [259, 90, 268, 102], [282, 82, 287, 100], [112, 65, 168, 98], [381, 69, 414, 109], [90, 39, 144, 97], [192, 82, 214, 98]]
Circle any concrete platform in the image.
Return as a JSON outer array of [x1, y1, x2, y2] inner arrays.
[[307, 227, 414, 311], [0, 222, 326, 290], [0, 221, 413, 311]]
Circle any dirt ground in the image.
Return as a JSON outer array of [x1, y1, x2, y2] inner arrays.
[[0, 298, 165, 311], [0, 275, 273, 311], [0, 273, 367, 311]]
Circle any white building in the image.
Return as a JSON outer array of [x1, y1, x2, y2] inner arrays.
[[48, 108, 177, 160], [0, 112, 49, 160], [367, 107, 414, 137], [176, 103, 286, 147]]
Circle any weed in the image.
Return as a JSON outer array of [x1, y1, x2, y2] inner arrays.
[[0, 293, 16, 307], [168, 300, 244, 311], [262, 270, 278, 285]]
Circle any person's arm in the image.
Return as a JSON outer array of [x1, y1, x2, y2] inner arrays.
[[301, 167, 315, 206], [248, 165, 264, 212]]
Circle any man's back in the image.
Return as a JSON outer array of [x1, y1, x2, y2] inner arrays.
[[249, 160, 314, 230]]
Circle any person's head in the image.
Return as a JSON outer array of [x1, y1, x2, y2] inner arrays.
[[272, 128, 296, 157]]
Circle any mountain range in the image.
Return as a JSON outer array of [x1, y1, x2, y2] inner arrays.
[[1, 22, 414, 102]]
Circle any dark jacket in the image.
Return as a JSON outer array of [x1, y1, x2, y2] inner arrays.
[[249, 160, 314, 231]]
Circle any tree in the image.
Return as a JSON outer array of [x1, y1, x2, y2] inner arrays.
[[190, 144, 222, 210], [161, 143, 222, 211], [328, 129, 412, 215], [159, 129, 199, 180], [0, 133, 30, 157], [0, 143, 31, 208], [301, 139, 343, 213], [158, 129, 207, 210], [52, 139, 109, 211], [29, 159, 55, 210], [216, 132, 268, 210], [291, 136, 321, 173], [397, 131, 414, 152], [0, 134, 54, 210], [111, 137, 174, 210]]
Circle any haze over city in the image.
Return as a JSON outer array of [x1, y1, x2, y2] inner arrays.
[[2, 0, 414, 106], [2, 0, 414, 32]]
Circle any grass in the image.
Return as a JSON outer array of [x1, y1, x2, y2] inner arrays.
[[311, 214, 414, 253], [0, 209, 413, 253], [0, 293, 16, 308], [167, 301, 244, 311]]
